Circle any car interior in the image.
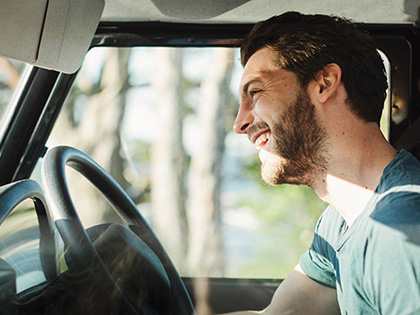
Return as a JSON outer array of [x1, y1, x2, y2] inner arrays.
[[0, 0, 419, 314]]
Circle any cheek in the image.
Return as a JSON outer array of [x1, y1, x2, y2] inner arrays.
[[253, 96, 285, 124]]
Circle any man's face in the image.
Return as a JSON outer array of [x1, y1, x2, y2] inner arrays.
[[234, 47, 328, 186]]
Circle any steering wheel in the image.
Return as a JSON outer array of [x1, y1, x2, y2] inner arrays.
[[0, 179, 57, 281], [41, 145, 195, 315]]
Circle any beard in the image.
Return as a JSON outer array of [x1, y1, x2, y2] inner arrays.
[[259, 91, 328, 187]]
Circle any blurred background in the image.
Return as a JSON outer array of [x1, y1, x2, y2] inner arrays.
[[0, 47, 328, 281]]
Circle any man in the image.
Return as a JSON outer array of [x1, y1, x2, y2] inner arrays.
[[230, 11, 420, 314]]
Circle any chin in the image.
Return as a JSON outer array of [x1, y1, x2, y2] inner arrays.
[[260, 155, 314, 187], [261, 168, 279, 186], [260, 156, 286, 186]]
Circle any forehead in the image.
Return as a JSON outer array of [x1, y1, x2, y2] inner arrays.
[[239, 47, 297, 92], [241, 48, 278, 82]]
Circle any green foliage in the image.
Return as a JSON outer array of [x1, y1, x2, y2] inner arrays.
[[233, 154, 327, 278], [240, 154, 326, 224], [131, 140, 151, 162], [243, 184, 326, 223], [122, 140, 152, 203]]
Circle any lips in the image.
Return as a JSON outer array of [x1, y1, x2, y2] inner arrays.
[[253, 130, 271, 150]]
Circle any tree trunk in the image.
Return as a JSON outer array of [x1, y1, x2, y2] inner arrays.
[[53, 48, 131, 227], [150, 48, 188, 269], [0, 58, 20, 90], [186, 49, 235, 276]]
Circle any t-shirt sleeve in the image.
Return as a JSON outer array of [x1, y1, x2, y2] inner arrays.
[[299, 206, 338, 289]]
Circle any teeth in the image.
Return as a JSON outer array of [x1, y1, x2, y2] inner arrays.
[[255, 131, 271, 149]]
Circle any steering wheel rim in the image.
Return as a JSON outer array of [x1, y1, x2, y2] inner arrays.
[[41, 145, 195, 315], [0, 179, 57, 281]]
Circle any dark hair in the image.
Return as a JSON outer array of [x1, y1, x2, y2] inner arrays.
[[241, 11, 388, 124]]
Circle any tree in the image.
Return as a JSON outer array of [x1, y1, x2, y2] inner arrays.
[[186, 49, 236, 276], [150, 48, 188, 268], [53, 48, 131, 227], [0, 58, 23, 113], [51, 47, 238, 278]]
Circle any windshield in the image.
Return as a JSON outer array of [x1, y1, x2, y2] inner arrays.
[[1, 46, 390, 281], [45, 46, 327, 279], [0, 57, 27, 131]]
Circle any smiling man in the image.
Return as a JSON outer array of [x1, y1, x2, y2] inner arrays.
[[237, 47, 328, 187], [228, 11, 420, 315]]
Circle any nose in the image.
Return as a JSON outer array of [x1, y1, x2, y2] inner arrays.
[[233, 103, 254, 134]]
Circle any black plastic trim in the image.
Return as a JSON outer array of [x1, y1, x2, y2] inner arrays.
[[93, 22, 420, 48], [0, 68, 59, 186], [14, 72, 78, 181], [93, 22, 252, 47]]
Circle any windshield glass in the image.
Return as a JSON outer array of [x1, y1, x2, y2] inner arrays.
[[0, 58, 27, 125], [45, 46, 325, 279], [45, 46, 390, 279], [0, 199, 47, 293]]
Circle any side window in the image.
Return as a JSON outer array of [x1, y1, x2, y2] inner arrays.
[[46, 46, 390, 279]]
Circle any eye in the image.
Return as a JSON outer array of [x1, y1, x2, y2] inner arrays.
[[250, 89, 262, 98]]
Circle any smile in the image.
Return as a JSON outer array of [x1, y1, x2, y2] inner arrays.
[[254, 131, 271, 150]]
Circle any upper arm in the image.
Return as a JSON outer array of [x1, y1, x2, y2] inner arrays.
[[264, 264, 340, 315]]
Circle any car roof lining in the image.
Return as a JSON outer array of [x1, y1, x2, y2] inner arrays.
[[101, 0, 420, 24]]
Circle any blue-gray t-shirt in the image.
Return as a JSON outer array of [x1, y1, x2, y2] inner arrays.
[[300, 150, 420, 314]]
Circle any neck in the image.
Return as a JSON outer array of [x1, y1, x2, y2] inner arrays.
[[318, 174, 376, 226], [312, 122, 397, 227]]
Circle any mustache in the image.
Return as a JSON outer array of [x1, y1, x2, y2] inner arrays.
[[246, 122, 270, 141]]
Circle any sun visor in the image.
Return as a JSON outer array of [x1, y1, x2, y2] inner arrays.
[[0, 0, 104, 74]]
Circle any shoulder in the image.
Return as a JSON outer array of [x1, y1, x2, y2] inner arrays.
[[372, 184, 420, 227], [361, 188, 420, 274], [316, 205, 344, 234], [299, 206, 341, 289], [314, 206, 345, 246], [373, 150, 420, 221], [380, 150, 420, 187], [367, 181, 420, 249]]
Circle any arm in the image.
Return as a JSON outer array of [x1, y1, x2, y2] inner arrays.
[[220, 264, 339, 315]]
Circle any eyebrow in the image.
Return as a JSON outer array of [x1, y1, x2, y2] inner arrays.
[[241, 78, 263, 97]]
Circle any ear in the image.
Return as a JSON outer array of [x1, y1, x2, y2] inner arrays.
[[312, 63, 342, 103]]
